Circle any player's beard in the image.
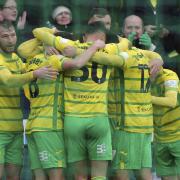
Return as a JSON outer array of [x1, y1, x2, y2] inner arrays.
[[3, 45, 15, 53]]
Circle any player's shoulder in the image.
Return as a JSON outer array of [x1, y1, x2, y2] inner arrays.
[[26, 53, 45, 71], [163, 69, 179, 81], [156, 69, 179, 86], [12, 52, 24, 64], [12, 52, 20, 58], [27, 54, 45, 65]]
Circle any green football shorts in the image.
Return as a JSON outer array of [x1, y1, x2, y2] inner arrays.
[[27, 131, 66, 170], [0, 133, 23, 165], [64, 116, 112, 163], [112, 130, 152, 170], [154, 140, 180, 176]]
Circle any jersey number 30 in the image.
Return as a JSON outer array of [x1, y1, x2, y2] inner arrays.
[[71, 63, 108, 84]]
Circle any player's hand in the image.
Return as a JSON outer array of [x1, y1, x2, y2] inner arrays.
[[127, 32, 136, 42], [33, 66, 59, 80], [44, 46, 60, 56], [62, 46, 77, 57], [53, 27, 60, 34], [149, 58, 163, 76], [17, 11, 27, 30], [139, 32, 151, 49], [92, 40, 105, 50]]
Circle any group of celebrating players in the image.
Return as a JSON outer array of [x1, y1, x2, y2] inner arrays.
[[0, 7, 179, 180]]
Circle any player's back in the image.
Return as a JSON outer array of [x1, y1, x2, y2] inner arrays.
[[114, 48, 153, 133], [25, 54, 64, 133], [64, 61, 112, 117], [152, 69, 180, 142]]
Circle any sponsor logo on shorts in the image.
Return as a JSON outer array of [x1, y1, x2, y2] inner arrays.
[[97, 144, 106, 154], [39, 151, 49, 161]]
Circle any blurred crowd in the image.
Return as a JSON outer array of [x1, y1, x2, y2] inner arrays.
[[0, 0, 180, 77]]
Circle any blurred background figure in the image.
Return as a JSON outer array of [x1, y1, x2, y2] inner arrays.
[[87, 7, 119, 43], [0, 0, 27, 45], [0, 10, 4, 21], [88, 7, 111, 30], [47, 5, 76, 40], [1, 0, 18, 22], [0, 0, 26, 32], [122, 0, 180, 77], [122, 15, 154, 50], [51, 5, 72, 30]]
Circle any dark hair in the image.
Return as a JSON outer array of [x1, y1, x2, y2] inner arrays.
[[0, 0, 6, 9], [89, 7, 109, 18], [85, 21, 107, 35], [55, 31, 76, 40], [0, 0, 17, 9]]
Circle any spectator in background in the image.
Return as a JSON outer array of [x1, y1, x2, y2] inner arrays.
[[0, 0, 26, 31], [122, 0, 180, 77], [88, 8, 111, 30], [88, 7, 119, 43], [46, 5, 76, 40], [123, 0, 180, 47], [51, 6, 72, 30], [44, 5, 76, 56], [1, 0, 18, 22], [0, 0, 27, 46], [122, 15, 155, 50], [70, 0, 126, 34]]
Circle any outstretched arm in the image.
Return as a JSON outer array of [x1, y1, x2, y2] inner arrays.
[[75, 46, 129, 68], [90, 51, 129, 68], [25, 40, 104, 72], [0, 66, 58, 87], [62, 40, 129, 68], [62, 40, 105, 70], [33, 27, 75, 52], [17, 38, 43, 59]]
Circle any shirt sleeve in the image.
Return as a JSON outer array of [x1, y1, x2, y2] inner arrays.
[[17, 38, 43, 59], [26, 55, 66, 72], [152, 79, 179, 108], [90, 51, 125, 67], [142, 50, 162, 62], [0, 65, 34, 87], [48, 55, 68, 71], [33, 27, 76, 52]]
